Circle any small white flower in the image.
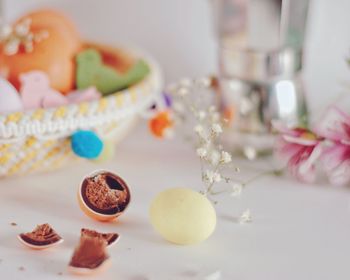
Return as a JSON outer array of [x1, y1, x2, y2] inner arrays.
[[14, 20, 30, 36], [213, 172, 222, 182], [239, 209, 252, 224], [196, 147, 207, 158], [180, 78, 192, 87], [172, 101, 185, 113], [178, 87, 189, 96], [0, 25, 12, 39], [194, 124, 204, 134], [204, 170, 221, 184], [211, 123, 222, 134], [211, 112, 220, 122], [208, 105, 216, 113], [230, 183, 242, 197], [196, 77, 211, 88], [198, 110, 206, 120], [209, 150, 220, 165], [220, 151, 232, 163], [204, 170, 214, 184], [4, 40, 19, 56], [204, 170, 222, 184]]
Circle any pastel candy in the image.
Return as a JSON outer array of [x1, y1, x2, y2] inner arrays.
[[150, 188, 217, 245], [115, 60, 150, 90], [76, 49, 121, 95], [41, 91, 68, 108], [76, 49, 150, 96], [20, 71, 49, 110], [66, 87, 101, 104], [19, 71, 67, 110], [0, 77, 23, 113]]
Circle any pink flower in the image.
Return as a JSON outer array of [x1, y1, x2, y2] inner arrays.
[[274, 122, 323, 183], [314, 107, 350, 186]]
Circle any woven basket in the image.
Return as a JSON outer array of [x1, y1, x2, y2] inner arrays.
[[0, 43, 162, 177]]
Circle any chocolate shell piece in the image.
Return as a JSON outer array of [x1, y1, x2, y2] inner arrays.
[[68, 235, 110, 275], [18, 223, 63, 249], [81, 228, 120, 247], [78, 170, 131, 221]]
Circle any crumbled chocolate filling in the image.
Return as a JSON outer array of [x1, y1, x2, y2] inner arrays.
[[81, 228, 119, 246], [20, 223, 62, 246], [69, 235, 109, 269], [85, 173, 128, 211]]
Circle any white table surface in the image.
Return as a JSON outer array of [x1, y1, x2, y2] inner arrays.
[[0, 123, 349, 280]]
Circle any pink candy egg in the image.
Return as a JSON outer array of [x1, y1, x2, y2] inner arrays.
[[20, 71, 69, 110]]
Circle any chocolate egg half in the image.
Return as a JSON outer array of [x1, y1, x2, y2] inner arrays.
[[78, 170, 131, 222]]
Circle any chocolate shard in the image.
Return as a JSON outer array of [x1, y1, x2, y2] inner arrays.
[[18, 223, 63, 248], [69, 235, 109, 270], [81, 228, 120, 246]]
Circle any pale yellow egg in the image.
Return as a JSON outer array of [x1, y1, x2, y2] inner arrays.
[[149, 187, 216, 245]]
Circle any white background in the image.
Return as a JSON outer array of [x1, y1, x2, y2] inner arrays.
[[3, 0, 350, 119]]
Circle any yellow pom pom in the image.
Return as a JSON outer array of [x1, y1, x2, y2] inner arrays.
[[93, 140, 115, 163], [149, 187, 216, 245]]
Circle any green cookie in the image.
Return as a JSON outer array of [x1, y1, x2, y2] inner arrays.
[[76, 48, 150, 96], [113, 60, 151, 90], [76, 49, 121, 95]]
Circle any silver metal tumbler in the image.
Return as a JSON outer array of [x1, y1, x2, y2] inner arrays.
[[211, 0, 310, 159]]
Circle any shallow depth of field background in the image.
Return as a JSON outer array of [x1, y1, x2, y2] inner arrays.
[[3, 0, 350, 120]]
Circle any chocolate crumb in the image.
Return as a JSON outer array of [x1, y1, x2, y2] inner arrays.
[[69, 235, 109, 269], [18, 266, 25, 271], [19, 223, 62, 246], [10, 222, 17, 226], [85, 173, 128, 210], [57, 272, 63, 276]]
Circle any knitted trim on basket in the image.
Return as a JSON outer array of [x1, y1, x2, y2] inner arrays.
[[0, 67, 161, 143]]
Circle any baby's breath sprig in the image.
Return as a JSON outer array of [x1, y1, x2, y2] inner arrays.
[[151, 77, 283, 222], [167, 77, 245, 203], [0, 18, 49, 55]]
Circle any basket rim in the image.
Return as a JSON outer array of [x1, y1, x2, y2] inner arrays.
[[0, 44, 163, 142]]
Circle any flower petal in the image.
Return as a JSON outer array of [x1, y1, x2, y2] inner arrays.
[[320, 143, 350, 186], [321, 144, 350, 171], [299, 143, 323, 174], [272, 121, 303, 137], [282, 135, 318, 146], [275, 137, 305, 162], [288, 146, 317, 183], [327, 160, 350, 186], [290, 161, 316, 183], [314, 106, 350, 142]]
